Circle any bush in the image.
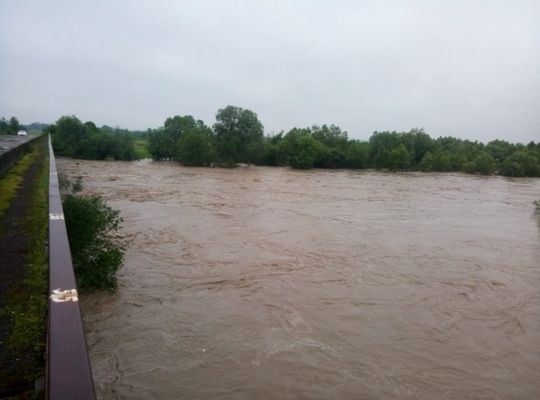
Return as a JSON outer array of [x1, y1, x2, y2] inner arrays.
[[388, 144, 410, 170], [285, 134, 324, 169], [417, 151, 434, 171], [470, 152, 497, 175], [500, 150, 540, 177], [346, 141, 369, 169], [63, 195, 125, 292]]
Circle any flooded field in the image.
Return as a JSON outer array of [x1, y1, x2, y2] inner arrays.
[[57, 159, 540, 400]]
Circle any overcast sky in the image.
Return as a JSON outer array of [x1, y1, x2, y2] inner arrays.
[[1, 1, 539, 142]]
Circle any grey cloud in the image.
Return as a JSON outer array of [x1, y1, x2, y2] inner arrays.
[[1, 0, 539, 143]]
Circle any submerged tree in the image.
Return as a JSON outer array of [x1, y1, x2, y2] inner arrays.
[[176, 129, 214, 166], [500, 149, 540, 177], [472, 152, 497, 175], [213, 105, 264, 164], [147, 115, 211, 161], [46, 116, 135, 160], [346, 141, 369, 169], [388, 144, 410, 170]]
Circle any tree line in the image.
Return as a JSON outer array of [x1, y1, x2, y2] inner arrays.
[[145, 105, 540, 177], [0, 116, 23, 135], [24, 108, 540, 176], [0, 117, 49, 135], [45, 116, 137, 160]]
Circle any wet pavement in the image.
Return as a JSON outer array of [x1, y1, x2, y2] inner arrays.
[[0, 135, 36, 157]]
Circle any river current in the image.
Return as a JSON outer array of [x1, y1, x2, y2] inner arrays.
[[57, 159, 540, 400]]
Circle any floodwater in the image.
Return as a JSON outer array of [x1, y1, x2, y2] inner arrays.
[[57, 159, 540, 400]]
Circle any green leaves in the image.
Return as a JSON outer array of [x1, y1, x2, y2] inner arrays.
[[63, 195, 125, 292], [0, 116, 22, 135], [176, 129, 214, 166], [47, 116, 136, 160], [214, 106, 264, 164], [46, 111, 540, 176], [147, 115, 213, 162], [283, 133, 324, 169], [388, 144, 411, 170], [500, 149, 540, 177], [472, 152, 497, 175]]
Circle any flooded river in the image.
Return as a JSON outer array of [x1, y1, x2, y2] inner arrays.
[[57, 159, 540, 400]]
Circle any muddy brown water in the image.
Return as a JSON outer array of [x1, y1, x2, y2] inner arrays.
[[57, 159, 540, 400]]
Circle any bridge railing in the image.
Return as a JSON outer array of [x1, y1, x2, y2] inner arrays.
[[47, 135, 96, 399]]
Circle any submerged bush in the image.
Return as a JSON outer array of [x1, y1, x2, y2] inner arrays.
[[63, 195, 125, 292]]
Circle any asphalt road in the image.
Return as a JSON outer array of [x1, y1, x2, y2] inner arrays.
[[0, 135, 37, 157]]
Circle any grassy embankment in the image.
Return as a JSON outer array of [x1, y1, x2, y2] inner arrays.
[[134, 138, 151, 159], [0, 138, 48, 394]]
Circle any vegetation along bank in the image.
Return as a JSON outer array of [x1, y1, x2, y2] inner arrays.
[[5, 107, 540, 176]]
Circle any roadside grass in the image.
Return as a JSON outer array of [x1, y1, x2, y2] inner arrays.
[[0, 149, 36, 231], [9, 139, 48, 374], [134, 139, 151, 159], [0, 138, 48, 392]]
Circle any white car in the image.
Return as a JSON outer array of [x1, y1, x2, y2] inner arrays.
[[17, 130, 27, 136]]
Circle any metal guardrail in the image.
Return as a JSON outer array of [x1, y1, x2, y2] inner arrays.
[[47, 135, 96, 399]]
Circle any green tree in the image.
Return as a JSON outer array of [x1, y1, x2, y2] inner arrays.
[[47, 115, 89, 156], [47, 116, 135, 160], [147, 129, 175, 160], [176, 129, 214, 166], [283, 133, 324, 169], [311, 124, 349, 150], [0, 117, 9, 134], [500, 149, 540, 177], [432, 151, 452, 171], [409, 128, 435, 164], [373, 145, 390, 168], [417, 151, 434, 171], [369, 131, 401, 161], [317, 147, 346, 168], [0, 117, 19, 135], [213, 105, 264, 164], [346, 141, 369, 168], [486, 140, 515, 164], [388, 144, 410, 170], [9, 117, 21, 133], [471, 152, 497, 175], [147, 115, 210, 161], [164, 115, 198, 142]]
